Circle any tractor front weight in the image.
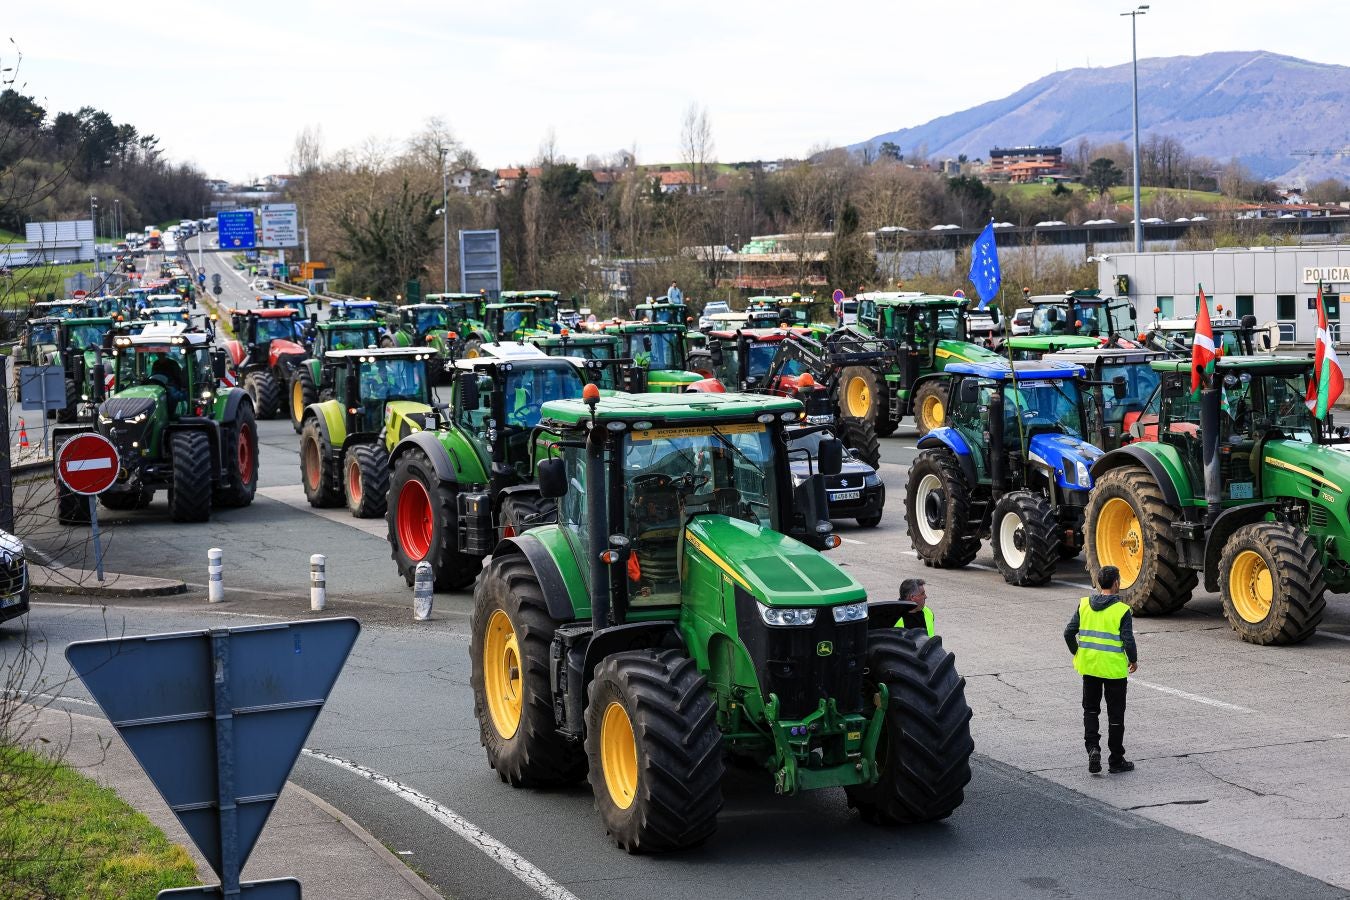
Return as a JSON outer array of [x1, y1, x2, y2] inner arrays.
[[764, 687, 888, 794]]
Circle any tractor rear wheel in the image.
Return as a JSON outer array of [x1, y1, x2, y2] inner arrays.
[[836, 367, 894, 436], [461, 336, 484, 358], [1219, 521, 1326, 645], [499, 493, 554, 538], [245, 370, 281, 419], [585, 649, 723, 853], [912, 380, 949, 436], [835, 416, 881, 470], [167, 431, 212, 523], [214, 402, 258, 508], [1084, 465, 1196, 615], [57, 482, 92, 525], [299, 419, 343, 508], [990, 491, 1059, 586], [846, 629, 973, 824], [57, 378, 78, 423], [387, 448, 482, 590], [904, 449, 979, 569], [344, 443, 389, 518], [99, 487, 153, 511], [471, 553, 587, 787], [289, 369, 317, 434]]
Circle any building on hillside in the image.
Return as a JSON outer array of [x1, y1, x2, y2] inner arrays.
[[264, 174, 294, 189], [448, 169, 474, 194], [494, 166, 543, 192], [987, 146, 1063, 181], [652, 169, 695, 194], [591, 170, 618, 198]]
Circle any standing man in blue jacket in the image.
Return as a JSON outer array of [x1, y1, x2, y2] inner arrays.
[[1064, 566, 1137, 775]]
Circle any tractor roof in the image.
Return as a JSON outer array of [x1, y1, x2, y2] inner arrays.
[[453, 342, 551, 366], [708, 327, 812, 340], [401, 302, 460, 311], [63, 316, 115, 325], [1150, 356, 1312, 374], [500, 290, 560, 300], [609, 321, 685, 333], [748, 295, 813, 304], [541, 390, 804, 427], [113, 328, 210, 347], [1028, 292, 1109, 306], [864, 293, 968, 308], [323, 347, 437, 361], [485, 301, 537, 311], [532, 331, 618, 345], [231, 307, 297, 318], [319, 319, 381, 329], [332, 299, 380, 307], [1041, 348, 1167, 366], [1004, 335, 1101, 350], [425, 293, 483, 301], [1148, 317, 1245, 331], [946, 359, 1086, 380]]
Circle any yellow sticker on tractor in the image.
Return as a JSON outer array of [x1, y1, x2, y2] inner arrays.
[[630, 423, 766, 442]]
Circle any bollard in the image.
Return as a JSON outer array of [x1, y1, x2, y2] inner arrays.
[[310, 554, 327, 611], [208, 548, 224, 603], [413, 562, 433, 620]]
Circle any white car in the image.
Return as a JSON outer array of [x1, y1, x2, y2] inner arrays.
[[698, 301, 731, 330], [1010, 307, 1034, 336]]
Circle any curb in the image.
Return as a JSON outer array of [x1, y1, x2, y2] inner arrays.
[[288, 783, 443, 900], [31, 566, 188, 597]]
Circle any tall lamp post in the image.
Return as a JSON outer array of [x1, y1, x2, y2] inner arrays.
[[439, 147, 450, 292], [89, 196, 98, 273], [1122, 4, 1148, 253]]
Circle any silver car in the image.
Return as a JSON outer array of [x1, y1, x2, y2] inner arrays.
[[0, 528, 29, 625]]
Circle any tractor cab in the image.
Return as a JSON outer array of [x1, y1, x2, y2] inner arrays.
[[483, 302, 543, 342], [315, 320, 383, 355], [1139, 313, 1280, 358], [258, 294, 312, 319], [1041, 347, 1166, 450], [30, 300, 90, 320], [500, 290, 561, 328], [332, 348, 433, 434], [531, 330, 627, 390], [1001, 334, 1102, 360], [747, 295, 819, 330], [146, 293, 186, 311], [21, 317, 63, 364], [393, 303, 460, 342], [328, 299, 386, 321], [604, 322, 703, 392], [633, 299, 688, 326], [426, 292, 486, 328], [704, 327, 814, 392], [1027, 290, 1135, 341]]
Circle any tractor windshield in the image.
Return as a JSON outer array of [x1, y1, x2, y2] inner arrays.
[[1033, 303, 1105, 336], [29, 323, 58, 346], [340, 304, 380, 321], [1248, 373, 1314, 440], [503, 366, 583, 429], [327, 326, 382, 352], [1100, 363, 1161, 432], [68, 323, 111, 349], [114, 344, 206, 404], [499, 308, 537, 335], [634, 332, 681, 370], [745, 341, 779, 379], [359, 359, 428, 404], [414, 308, 450, 332], [1004, 378, 1086, 441], [254, 317, 298, 342]]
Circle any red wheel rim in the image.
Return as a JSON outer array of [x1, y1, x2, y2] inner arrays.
[[303, 437, 321, 491], [347, 457, 363, 503], [397, 478, 434, 560], [238, 424, 254, 486]]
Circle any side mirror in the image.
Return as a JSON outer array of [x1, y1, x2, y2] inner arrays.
[[709, 344, 724, 365], [643, 336, 653, 352], [818, 438, 844, 476], [1112, 375, 1127, 401], [1240, 314, 1257, 329], [458, 370, 480, 409], [537, 458, 567, 499], [958, 379, 979, 404], [311, 312, 319, 326], [211, 348, 228, 380], [91, 363, 107, 402]]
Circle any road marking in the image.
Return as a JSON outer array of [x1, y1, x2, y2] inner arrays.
[[301, 749, 580, 900], [1318, 631, 1350, 643], [20, 691, 98, 707], [1132, 679, 1250, 712], [841, 537, 867, 545]]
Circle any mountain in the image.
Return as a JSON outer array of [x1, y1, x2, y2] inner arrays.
[[855, 51, 1350, 185]]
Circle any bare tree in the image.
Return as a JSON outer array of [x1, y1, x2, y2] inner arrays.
[[679, 104, 715, 192], [289, 124, 325, 177]]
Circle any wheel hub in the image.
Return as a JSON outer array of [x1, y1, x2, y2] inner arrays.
[[924, 490, 946, 529], [1012, 525, 1026, 552]]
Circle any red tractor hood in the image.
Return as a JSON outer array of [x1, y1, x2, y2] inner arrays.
[[269, 339, 307, 367]]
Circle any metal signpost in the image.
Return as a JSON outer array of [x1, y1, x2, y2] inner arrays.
[[55, 432, 119, 582], [18, 364, 66, 455], [66, 617, 361, 899], [459, 229, 501, 297], [217, 210, 257, 250]]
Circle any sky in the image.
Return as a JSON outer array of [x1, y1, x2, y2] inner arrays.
[[7, 1, 1347, 183]]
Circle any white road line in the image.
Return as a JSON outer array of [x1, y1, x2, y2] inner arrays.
[[841, 538, 866, 545], [21, 691, 98, 707], [302, 749, 580, 900], [1318, 631, 1350, 643], [1132, 679, 1250, 712]]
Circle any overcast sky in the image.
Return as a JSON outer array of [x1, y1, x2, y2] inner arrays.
[[7, 1, 1346, 182]]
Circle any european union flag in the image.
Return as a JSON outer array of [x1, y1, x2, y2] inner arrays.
[[968, 221, 1001, 310]]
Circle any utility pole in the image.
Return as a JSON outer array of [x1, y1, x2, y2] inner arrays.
[[89, 196, 98, 272], [1122, 4, 1148, 253]]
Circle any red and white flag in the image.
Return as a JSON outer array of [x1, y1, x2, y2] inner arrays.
[[1305, 284, 1344, 420], [1190, 285, 1216, 398]]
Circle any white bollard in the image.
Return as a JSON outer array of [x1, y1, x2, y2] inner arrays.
[[208, 548, 224, 604], [413, 562, 433, 621], [310, 554, 327, 611]]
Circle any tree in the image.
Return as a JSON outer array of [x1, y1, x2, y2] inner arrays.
[[945, 175, 994, 227], [1085, 158, 1125, 195], [679, 103, 715, 192], [878, 141, 901, 161], [335, 178, 441, 297]]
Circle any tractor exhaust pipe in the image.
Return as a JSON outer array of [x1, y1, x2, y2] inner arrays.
[[989, 385, 1006, 497], [586, 405, 610, 634], [1201, 384, 1222, 526]]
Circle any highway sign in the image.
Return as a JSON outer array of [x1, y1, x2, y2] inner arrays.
[[56, 433, 120, 494], [66, 617, 361, 896], [260, 203, 299, 248], [460, 229, 501, 297], [217, 210, 256, 250]]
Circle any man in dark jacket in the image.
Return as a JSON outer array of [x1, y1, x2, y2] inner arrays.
[[1064, 566, 1137, 774]]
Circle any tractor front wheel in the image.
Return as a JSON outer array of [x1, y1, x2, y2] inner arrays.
[[904, 449, 979, 569], [1219, 521, 1326, 645], [289, 369, 317, 434], [470, 553, 587, 787], [990, 491, 1059, 586], [245, 370, 281, 419], [912, 380, 949, 436], [846, 629, 973, 824], [344, 443, 390, 518], [167, 431, 212, 523], [299, 419, 343, 508], [585, 649, 724, 853], [836, 367, 894, 436], [461, 336, 484, 359], [835, 416, 881, 470], [214, 402, 258, 508], [387, 448, 482, 590], [57, 377, 78, 423], [499, 493, 554, 538]]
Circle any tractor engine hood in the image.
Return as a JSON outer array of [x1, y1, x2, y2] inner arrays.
[[935, 340, 1002, 364], [1027, 432, 1104, 492], [269, 339, 306, 369], [99, 392, 159, 421], [683, 515, 866, 608]]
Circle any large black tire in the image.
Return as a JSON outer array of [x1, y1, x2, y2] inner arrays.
[[100, 487, 153, 511], [461, 335, 484, 358], [1083, 465, 1197, 615], [387, 448, 482, 590], [215, 402, 259, 508], [299, 418, 343, 508], [585, 649, 724, 853], [912, 380, 949, 437], [57, 483, 91, 525], [904, 449, 979, 569], [990, 491, 1060, 587], [245, 370, 281, 419], [56, 377, 78, 423], [1219, 521, 1326, 645], [836, 366, 894, 436], [289, 369, 317, 434], [499, 492, 555, 537], [378, 334, 395, 348], [344, 443, 389, 518], [845, 630, 974, 824], [167, 431, 212, 523], [470, 553, 587, 787], [685, 349, 715, 379], [835, 416, 881, 470]]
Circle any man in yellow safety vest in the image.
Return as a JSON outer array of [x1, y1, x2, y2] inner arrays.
[[1064, 566, 1137, 775], [894, 578, 936, 637]]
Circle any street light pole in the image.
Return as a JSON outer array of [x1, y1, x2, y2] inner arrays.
[[440, 147, 449, 292], [1122, 4, 1148, 253], [89, 196, 98, 272]]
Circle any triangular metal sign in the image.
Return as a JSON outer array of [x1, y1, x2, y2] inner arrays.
[[66, 618, 360, 888]]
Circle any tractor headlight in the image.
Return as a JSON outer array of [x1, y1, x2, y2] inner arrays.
[[832, 601, 869, 623], [757, 602, 817, 627], [1074, 460, 1092, 487]]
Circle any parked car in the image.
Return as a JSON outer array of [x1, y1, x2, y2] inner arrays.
[[1011, 306, 1034, 336], [0, 528, 30, 626], [967, 310, 1002, 338], [698, 301, 731, 330]]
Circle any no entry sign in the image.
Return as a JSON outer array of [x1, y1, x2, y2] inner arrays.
[[56, 433, 120, 495]]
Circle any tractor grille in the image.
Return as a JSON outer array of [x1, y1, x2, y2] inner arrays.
[[734, 587, 867, 719], [100, 397, 156, 420]]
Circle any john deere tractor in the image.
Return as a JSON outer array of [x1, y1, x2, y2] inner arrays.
[[1024, 290, 1136, 343], [633, 298, 688, 326], [906, 359, 1110, 586], [54, 328, 257, 524], [383, 303, 473, 360], [832, 293, 1002, 437], [225, 308, 310, 419], [500, 290, 561, 328], [605, 322, 705, 392], [469, 390, 973, 851], [1084, 356, 1350, 645], [298, 348, 436, 518], [288, 320, 386, 432]]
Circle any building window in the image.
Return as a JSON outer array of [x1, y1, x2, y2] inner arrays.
[[1326, 294, 1341, 342], [1236, 295, 1253, 319], [1156, 296, 1173, 317], [1276, 294, 1296, 342]]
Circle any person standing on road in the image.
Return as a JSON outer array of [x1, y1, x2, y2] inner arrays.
[[894, 577, 935, 637], [1064, 566, 1136, 775]]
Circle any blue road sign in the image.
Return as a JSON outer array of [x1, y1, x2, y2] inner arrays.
[[217, 210, 257, 250], [66, 618, 360, 897]]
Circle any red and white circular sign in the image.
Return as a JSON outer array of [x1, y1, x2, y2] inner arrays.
[[56, 433, 120, 495]]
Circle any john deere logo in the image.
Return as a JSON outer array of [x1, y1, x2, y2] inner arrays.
[[816, 641, 833, 657]]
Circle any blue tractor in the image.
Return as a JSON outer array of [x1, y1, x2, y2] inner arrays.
[[904, 359, 1112, 586]]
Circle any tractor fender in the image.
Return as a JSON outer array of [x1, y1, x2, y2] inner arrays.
[[1202, 503, 1279, 593], [224, 339, 245, 368], [219, 386, 253, 424], [1090, 445, 1184, 508], [581, 621, 685, 694], [339, 432, 379, 453], [493, 534, 576, 623], [389, 431, 459, 483], [684, 377, 726, 393], [917, 427, 978, 488], [304, 402, 349, 451]]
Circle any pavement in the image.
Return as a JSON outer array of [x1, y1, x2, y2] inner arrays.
[[29, 564, 185, 597]]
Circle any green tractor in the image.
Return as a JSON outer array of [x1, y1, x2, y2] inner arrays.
[[500, 290, 561, 328], [832, 293, 1002, 437], [297, 348, 437, 518], [633, 298, 688, 326], [1040, 347, 1167, 451], [17, 316, 117, 423], [1000, 334, 1103, 361], [54, 329, 257, 524], [1024, 290, 1136, 343], [469, 391, 973, 851], [529, 331, 635, 391], [747, 294, 829, 337], [605, 322, 705, 392], [288, 320, 387, 432], [1084, 356, 1350, 645], [381, 303, 469, 358]]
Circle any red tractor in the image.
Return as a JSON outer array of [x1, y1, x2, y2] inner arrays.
[[224, 308, 311, 419]]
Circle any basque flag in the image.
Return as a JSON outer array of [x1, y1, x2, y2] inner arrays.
[[1305, 283, 1344, 420], [1190, 285, 1216, 399]]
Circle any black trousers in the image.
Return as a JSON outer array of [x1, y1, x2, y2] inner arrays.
[[1082, 675, 1128, 760]]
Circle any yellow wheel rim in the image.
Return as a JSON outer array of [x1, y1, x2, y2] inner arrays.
[[292, 379, 303, 420], [482, 610, 523, 739], [921, 394, 945, 430], [466, 347, 480, 359], [1229, 549, 1273, 624], [600, 701, 638, 810], [1095, 497, 1144, 589], [846, 376, 871, 417]]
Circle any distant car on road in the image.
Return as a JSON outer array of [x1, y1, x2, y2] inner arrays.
[[698, 301, 731, 330], [0, 528, 30, 625], [1011, 307, 1034, 336]]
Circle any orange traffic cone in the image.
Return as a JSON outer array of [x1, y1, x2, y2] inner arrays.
[[17, 418, 29, 449]]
